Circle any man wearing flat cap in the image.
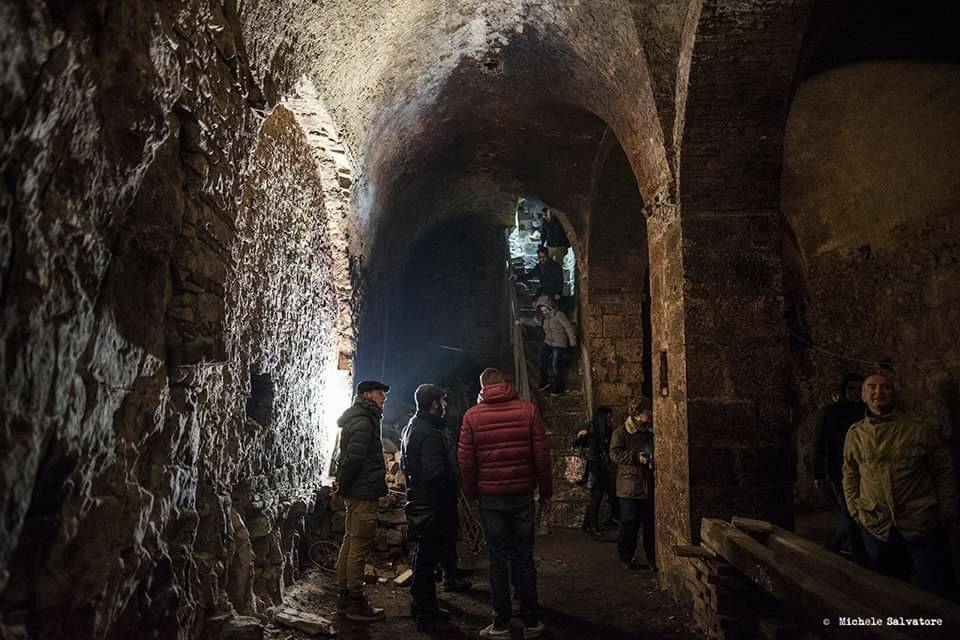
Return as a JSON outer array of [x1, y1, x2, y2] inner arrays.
[[334, 380, 390, 621]]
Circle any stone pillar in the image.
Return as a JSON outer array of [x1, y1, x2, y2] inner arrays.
[[647, 200, 791, 598]]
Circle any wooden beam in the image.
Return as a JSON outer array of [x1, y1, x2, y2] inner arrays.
[[731, 516, 775, 534], [673, 544, 717, 558], [701, 518, 920, 640], [764, 524, 960, 634]]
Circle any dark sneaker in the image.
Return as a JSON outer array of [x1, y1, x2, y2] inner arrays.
[[523, 621, 546, 639], [479, 623, 511, 638], [345, 595, 385, 622], [443, 577, 473, 592]]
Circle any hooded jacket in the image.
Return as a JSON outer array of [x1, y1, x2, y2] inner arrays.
[[336, 398, 388, 499], [842, 409, 956, 541], [521, 297, 577, 348], [458, 382, 553, 499]]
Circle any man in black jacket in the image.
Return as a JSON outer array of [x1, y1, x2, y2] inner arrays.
[[539, 208, 570, 262], [518, 247, 563, 301], [400, 384, 460, 630], [813, 372, 866, 562], [334, 380, 390, 622]]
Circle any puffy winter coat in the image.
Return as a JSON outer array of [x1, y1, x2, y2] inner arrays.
[[336, 399, 388, 499], [522, 298, 577, 348], [458, 382, 553, 500], [842, 410, 955, 541]]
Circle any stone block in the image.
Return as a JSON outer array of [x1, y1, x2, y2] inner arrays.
[[274, 607, 335, 636], [689, 447, 738, 487], [620, 314, 643, 337], [378, 509, 407, 526], [603, 315, 627, 338], [382, 528, 404, 546], [596, 382, 630, 405], [687, 399, 783, 448]]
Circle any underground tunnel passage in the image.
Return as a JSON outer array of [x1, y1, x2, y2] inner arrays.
[[2, 1, 960, 639]]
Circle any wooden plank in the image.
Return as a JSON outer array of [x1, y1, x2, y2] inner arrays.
[[701, 518, 918, 640], [764, 525, 960, 634], [690, 556, 739, 577], [706, 574, 752, 591], [731, 516, 775, 533], [674, 544, 718, 558]]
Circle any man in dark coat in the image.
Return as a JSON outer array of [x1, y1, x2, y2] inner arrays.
[[334, 380, 390, 622], [518, 247, 564, 301], [610, 397, 656, 571], [400, 384, 460, 630], [538, 207, 570, 262], [458, 368, 552, 639], [813, 372, 866, 561]]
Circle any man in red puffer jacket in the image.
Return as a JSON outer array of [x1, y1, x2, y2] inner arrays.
[[458, 368, 552, 639]]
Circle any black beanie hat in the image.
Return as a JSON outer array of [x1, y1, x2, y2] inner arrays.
[[415, 384, 447, 411]]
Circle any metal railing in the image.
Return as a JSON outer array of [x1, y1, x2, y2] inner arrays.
[[505, 234, 531, 400]]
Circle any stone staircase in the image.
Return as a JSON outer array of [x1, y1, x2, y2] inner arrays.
[[509, 258, 590, 528]]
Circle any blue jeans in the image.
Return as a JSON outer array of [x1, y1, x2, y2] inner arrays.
[[479, 494, 540, 627], [539, 345, 564, 392], [859, 524, 950, 594]]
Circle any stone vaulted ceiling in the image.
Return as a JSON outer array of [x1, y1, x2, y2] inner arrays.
[[244, 0, 679, 276]]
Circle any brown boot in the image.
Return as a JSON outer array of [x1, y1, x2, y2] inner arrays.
[[345, 594, 385, 622]]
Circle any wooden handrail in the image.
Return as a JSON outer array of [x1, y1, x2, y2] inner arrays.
[[504, 234, 531, 400]]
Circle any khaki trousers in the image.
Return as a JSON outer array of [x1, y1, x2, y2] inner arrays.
[[336, 498, 379, 595]]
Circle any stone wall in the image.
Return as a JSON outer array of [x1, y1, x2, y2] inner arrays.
[[586, 142, 649, 426], [783, 62, 960, 501], [0, 3, 354, 639]]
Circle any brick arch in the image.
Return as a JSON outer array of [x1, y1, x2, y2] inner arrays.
[[651, 0, 817, 595], [583, 139, 651, 428]]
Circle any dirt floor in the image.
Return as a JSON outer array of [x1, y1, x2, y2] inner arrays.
[[266, 527, 701, 640]]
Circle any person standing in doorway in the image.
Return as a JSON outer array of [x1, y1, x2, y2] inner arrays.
[[334, 380, 390, 622], [813, 372, 866, 562], [517, 247, 564, 302], [842, 371, 956, 594], [400, 384, 460, 631], [539, 207, 570, 263], [610, 397, 656, 571], [458, 368, 552, 639]]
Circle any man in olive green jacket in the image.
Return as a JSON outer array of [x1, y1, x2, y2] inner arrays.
[[842, 371, 956, 593]]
